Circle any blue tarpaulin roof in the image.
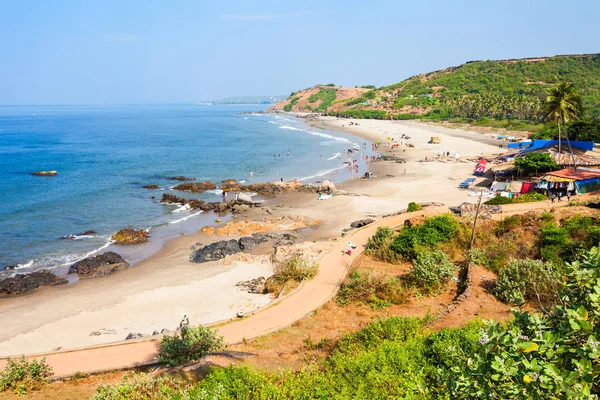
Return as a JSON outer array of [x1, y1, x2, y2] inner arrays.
[[508, 140, 595, 152]]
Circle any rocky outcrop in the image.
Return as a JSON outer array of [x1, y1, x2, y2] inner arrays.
[[111, 229, 149, 244], [350, 219, 375, 229], [316, 179, 336, 193], [142, 184, 159, 189], [457, 202, 502, 219], [236, 277, 268, 294], [219, 180, 321, 197], [160, 193, 262, 215], [404, 216, 426, 228], [125, 333, 147, 340], [32, 171, 57, 176], [190, 236, 269, 263], [173, 181, 217, 192], [68, 251, 129, 279], [167, 176, 196, 181], [202, 217, 307, 237], [0, 270, 67, 295]]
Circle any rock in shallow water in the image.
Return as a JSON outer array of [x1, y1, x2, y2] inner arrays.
[[172, 181, 216, 192], [111, 229, 149, 244], [68, 251, 129, 279], [0, 270, 67, 295]]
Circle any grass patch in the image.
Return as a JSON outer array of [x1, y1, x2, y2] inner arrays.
[[0, 357, 52, 396]]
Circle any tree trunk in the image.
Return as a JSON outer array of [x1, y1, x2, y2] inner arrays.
[[558, 119, 562, 154]]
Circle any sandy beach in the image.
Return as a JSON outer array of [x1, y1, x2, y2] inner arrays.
[[0, 116, 505, 356]]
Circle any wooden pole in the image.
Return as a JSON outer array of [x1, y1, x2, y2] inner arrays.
[[469, 190, 484, 250]]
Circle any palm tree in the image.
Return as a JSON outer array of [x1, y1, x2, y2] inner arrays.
[[544, 82, 582, 158]]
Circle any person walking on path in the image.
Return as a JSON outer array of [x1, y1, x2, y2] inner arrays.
[[567, 191, 572, 202], [551, 192, 556, 204]]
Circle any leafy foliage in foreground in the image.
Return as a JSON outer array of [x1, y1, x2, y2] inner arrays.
[[449, 248, 600, 399], [0, 356, 52, 396], [408, 250, 456, 293], [158, 325, 224, 367]]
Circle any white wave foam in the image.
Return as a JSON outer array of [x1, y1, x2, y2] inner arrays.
[[243, 117, 248, 120], [268, 121, 277, 125], [279, 125, 353, 144], [172, 204, 191, 213], [239, 180, 246, 183], [279, 125, 303, 131], [207, 189, 223, 195], [299, 166, 346, 182], [168, 211, 203, 224], [327, 153, 342, 160]]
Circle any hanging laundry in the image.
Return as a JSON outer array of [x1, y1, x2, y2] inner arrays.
[[521, 182, 531, 194], [510, 182, 523, 193]]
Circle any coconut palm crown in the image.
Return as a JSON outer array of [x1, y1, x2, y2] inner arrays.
[[545, 81, 582, 154]]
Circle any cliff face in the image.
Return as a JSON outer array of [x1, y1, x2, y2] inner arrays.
[[269, 86, 370, 113], [271, 53, 600, 120]]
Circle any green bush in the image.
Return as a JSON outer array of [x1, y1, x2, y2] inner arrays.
[[514, 153, 560, 174], [407, 202, 422, 212], [485, 195, 512, 205], [0, 356, 52, 395], [282, 104, 292, 112], [158, 325, 225, 367], [390, 214, 459, 259], [91, 373, 190, 400], [467, 247, 489, 266], [408, 250, 456, 293], [364, 226, 399, 263], [512, 192, 547, 203], [493, 258, 561, 306]]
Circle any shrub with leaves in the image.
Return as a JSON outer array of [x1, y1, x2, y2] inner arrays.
[[493, 258, 561, 307], [448, 248, 600, 399], [407, 202, 422, 212], [0, 356, 52, 395], [158, 325, 225, 367], [391, 214, 459, 259], [408, 250, 456, 293], [485, 195, 512, 205], [91, 372, 190, 400], [364, 226, 399, 263], [336, 267, 404, 306], [271, 256, 318, 284]]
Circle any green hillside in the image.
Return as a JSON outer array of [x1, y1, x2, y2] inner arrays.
[[279, 54, 600, 126]]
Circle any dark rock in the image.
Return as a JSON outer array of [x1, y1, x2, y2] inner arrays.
[[60, 230, 96, 240], [152, 330, 160, 335], [160, 328, 170, 334], [190, 239, 242, 263], [167, 176, 196, 181], [239, 235, 268, 251], [4, 265, 16, 271], [161, 193, 187, 204], [161, 193, 262, 215], [254, 232, 297, 241], [125, 333, 146, 340], [142, 184, 159, 189], [68, 251, 129, 279], [0, 270, 67, 295], [173, 181, 217, 192], [350, 219, 375, 229], [236, 277, 268, 294], [111, 229, 149, 244], [32, 170, 57, 176]]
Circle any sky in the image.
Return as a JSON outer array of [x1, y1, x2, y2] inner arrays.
[[1, 0, 599, 105]]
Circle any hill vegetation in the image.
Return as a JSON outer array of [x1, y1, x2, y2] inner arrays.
[[271, 53, 600, 132]]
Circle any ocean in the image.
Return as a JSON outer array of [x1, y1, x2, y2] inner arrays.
[[0, 104, 373, 276]]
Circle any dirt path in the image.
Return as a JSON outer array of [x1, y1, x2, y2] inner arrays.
[[0, 207, 447, 379]]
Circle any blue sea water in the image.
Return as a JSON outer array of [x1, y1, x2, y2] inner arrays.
[[0, 104, 372, 276]]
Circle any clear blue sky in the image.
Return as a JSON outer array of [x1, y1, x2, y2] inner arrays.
[[1, 0, 598, 105]]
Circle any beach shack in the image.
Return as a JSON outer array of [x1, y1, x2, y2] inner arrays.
[[541, 168, 600, 195]]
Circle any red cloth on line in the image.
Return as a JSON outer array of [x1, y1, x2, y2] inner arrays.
[[521, 182, 531, 194]]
